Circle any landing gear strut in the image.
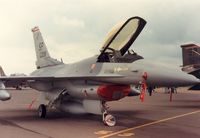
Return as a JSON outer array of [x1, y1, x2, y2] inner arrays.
[[102, 102, 116, 126], [37, 89, 67, 119], [38, 104, 47, 118]]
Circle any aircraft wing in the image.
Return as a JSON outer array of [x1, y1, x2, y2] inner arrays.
[[0, 75, 125, 86], [0, 76, 54, 88], [0, 76, 54, 81]]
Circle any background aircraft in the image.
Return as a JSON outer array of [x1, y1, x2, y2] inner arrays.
[[181, 44, 200, 90], [0, 66, 27, 90], [0, 17, 199, 126]]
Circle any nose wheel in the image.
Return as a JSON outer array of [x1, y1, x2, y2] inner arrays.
[[38, 104, 46, 118], [103, 112, 116, 126], [102, 102, 116, 126]]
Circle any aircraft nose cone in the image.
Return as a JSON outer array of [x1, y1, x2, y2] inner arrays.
[[186, 74, 199, 83], [179, 73, 200, 85], [0, 90, 11, 101], [146, 67, 200, 87]]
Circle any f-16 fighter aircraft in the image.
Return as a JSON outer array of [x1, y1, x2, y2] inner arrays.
[[0, 17, 199, 126]]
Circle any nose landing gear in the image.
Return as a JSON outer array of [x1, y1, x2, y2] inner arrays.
[[103, 112, 116, 127], [102, 102, 116, 126]]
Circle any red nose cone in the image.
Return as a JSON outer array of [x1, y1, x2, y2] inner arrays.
[[97, 85, 131, 101]]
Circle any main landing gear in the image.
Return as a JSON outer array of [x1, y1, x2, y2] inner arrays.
[[37, 89, 67, 119], [102, 102, 116, 127], [38, 104, 47, 118], [37, 100, 117, 126]]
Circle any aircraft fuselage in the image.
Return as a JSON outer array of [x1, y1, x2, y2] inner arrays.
[[29, 56, 199, 102]]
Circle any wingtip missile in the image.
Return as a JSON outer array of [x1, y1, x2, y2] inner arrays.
[[0, 90, 11, 101], [0, 81, 11, 101]]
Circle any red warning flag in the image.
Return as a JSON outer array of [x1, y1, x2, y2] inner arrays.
[[140, 81, 147, 102], [140, 92, 145, 102], [140, 72, 148, 102]]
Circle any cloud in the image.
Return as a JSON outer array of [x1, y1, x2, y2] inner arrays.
[[53, 16, 85, 29], [0, 0, 200, 74]]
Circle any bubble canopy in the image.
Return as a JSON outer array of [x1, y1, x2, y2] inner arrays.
[[98, 17, 146, 62]]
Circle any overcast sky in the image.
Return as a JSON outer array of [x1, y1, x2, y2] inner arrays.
[[0, 0, 200, 74]]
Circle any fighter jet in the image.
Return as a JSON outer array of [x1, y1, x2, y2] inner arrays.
[[0, 17, 199, 126], [0, 66, 27, 90], [180, 44, 200, 90]]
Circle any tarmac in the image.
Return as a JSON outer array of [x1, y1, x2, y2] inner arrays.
[[0, 88, 199, 138]]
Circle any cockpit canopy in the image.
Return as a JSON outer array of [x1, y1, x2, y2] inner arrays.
[[97, 16, 146, 63]]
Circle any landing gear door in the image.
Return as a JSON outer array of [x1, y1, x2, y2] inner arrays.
[[97, 17, 146, 62]]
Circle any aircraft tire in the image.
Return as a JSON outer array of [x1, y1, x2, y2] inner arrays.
[[38, 104, 46, 118], [103, 114, 116, 127]]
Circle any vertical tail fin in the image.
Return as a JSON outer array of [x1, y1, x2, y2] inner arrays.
[[32, 27, 63, 69]]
